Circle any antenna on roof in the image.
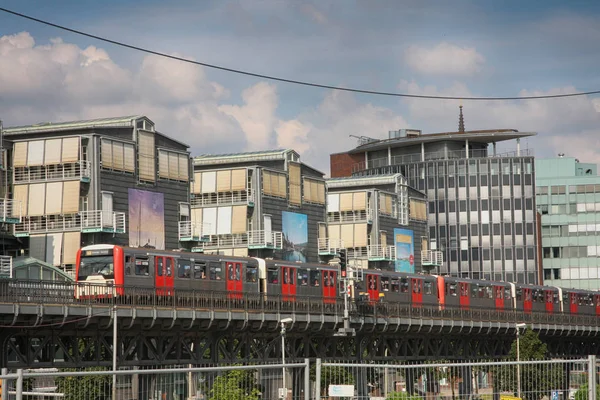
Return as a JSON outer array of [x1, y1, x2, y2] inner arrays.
[[349, 135, 378, 146], [458, 104, 465, 133]]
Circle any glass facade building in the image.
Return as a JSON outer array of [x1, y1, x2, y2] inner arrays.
[[536, 156, 600, 289], [331, 129, 539, 284]]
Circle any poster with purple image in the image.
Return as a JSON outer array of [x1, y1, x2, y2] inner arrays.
[[128, 188, 165, 250]]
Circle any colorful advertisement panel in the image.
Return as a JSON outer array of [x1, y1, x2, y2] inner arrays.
[[282, 211, 308, 262], [394, 228, 414, 273], [128, 188, 165, 250]]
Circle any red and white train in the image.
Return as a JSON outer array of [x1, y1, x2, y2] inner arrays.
[[75, 244, 600, 316]]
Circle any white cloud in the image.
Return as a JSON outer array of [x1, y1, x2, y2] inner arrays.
[[398, 80, 600, 163], [404, 42, 485, 76], [275, 119, 311, 153]]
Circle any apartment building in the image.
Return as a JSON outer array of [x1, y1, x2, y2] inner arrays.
[[2, 115, 190, 272], [183, 149, 327, 262]]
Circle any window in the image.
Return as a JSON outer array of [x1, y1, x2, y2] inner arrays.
[[298, 269, 309, 285], [503, 199, 511, 210], [268, 268, 279, 284], [481, 199, 489, 211], [505, 248, 513, 260], [209, 263, 223, 280], [448, 201, 456, 213], [310, 270, 321, 287], [381, 277, 390, 291], [194, 262, 207, 279], [424, 281, 433, 295], [246, 266, 258, 283], [178, 260, 191, 278], [135, 257, 149, 276], [504, 223, 512, 235], [493, 223, 501, 236], [471, 224, 478, 236], [470, 200, 478, 211], [400, 278, 408, 293], [481, 224, 489, 235], [459, 200, 467, 212], [492, 199, 500, 211]]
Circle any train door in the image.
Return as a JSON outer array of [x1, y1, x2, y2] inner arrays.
[[282, 266, 297, 302], [322, 270, 336, 304], [569, 292, 578, 314], [366, 274, 380, 302], [523, 288, 533, 313], [411, 278, 423, 306], [459, 282, 470, 309], [226, 262, 243, 299], [494, 286, 504, 310], [155, 256, 174, 296], [545, 290, 554, 313]]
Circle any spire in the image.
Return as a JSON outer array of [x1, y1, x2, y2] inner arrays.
[[458, 104, 465, 133]]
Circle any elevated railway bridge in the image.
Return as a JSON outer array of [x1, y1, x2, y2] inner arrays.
[[1, 280, 600, 368]]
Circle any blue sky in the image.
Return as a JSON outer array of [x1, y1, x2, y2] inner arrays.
[[2, 0, 600, 173]]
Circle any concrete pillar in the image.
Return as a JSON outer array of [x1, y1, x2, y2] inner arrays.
[[388, 146, 392, 166], [465, 139, 469, 159], [493, 142, 497, 156], [421, 142, 425, 162], [517, 138, 521, 156]]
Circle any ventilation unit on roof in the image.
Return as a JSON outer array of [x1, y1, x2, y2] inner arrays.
[[389, 129, 421, 139]]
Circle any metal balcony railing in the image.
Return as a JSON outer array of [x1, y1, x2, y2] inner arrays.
[[0, 198, 21, 223], [190, 189, 255, 207], [422, 250, 444, 266], [195, 230, 284, 251], [318, 238, 345, 255], [327, 209, 372, 224], [0, 255, 12, 278], [248, 230, 283, 249], [352, 148, 534, 173], [178, 221, 211, 241], [13, 161, 91, 183], [367, 245, 397, 260], [80, 210, 126, 234], [14, 210, 126, 236]]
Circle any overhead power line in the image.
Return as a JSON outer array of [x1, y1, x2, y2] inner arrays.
[[2, 6, 600, 101]]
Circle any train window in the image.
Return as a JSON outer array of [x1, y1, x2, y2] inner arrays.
[[268, 268, 279, 284], [554, 293, 560, 304], [400, 278, 409, 293], [485, 287, 492, 299], [495, 287, 502, 299], [125, 256, 134, 275], [298, 269, 309, 286], [381, 277, 390, 292], [178, 260, 191, 278], [310, 270, 320, 287], [324, 272, 333, 287], [424, 281, 432, 295], [166, 258, 174, 277], [449, 284, 457, 296], [525, 291, 532, 302], [516, 289, 522, 301], [194, 262, 207, 279], [471, 285, 478, 298], [413, 281, 421, 294], [228, 263, 241, 281], [391, 279, 400, 293], [246, 267, 258, 283], [135, 258, 149, 276], [209, 263, 223, 280], [505, 288, 511, 300], [156, 257, 163, 276]]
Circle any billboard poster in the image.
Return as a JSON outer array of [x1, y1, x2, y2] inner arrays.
[[282, 211, 308, 262], [394, 228, 414, 273], [128, 188, 165, 250]]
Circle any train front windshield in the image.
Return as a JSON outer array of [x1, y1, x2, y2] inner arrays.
[[79, 255, 115, 280]]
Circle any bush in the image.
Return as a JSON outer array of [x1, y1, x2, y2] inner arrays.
[[386, 391, 424, 400]]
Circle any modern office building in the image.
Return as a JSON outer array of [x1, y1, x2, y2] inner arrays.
[[185, 149, 327, 262], [324, 174, 437, 272], [2, 115, 190, 273], [330, 112, 539, 283], [536, 155, 600, 289]]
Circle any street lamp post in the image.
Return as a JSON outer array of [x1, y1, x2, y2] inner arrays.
[[516, 323, 527, 399], [280, 318, 293, 399]]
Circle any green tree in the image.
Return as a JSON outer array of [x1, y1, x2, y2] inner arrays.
[[386, 391, 423, 400], [493, 329, 564, 400], [574, 384, 600, 400], [208, 369, 261, 400], [55, 367, 111, 400]]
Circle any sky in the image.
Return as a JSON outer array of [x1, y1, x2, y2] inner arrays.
[[2, 0, 600, 174]]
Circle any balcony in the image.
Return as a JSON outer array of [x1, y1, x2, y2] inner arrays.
[[352, 148, 534, 174], [0, 256, 12, 278], [318, 238, 345, 256], [367, 245, 397, 261], [13, 161, 91, 183], [0, 199, 22, 223], [178, 221, 211, 242], [193, 230, 283, 252], [421, 250, 444, 267], [14, 210, 126, 236], [327, 209, 373, 224], [191, 190, 255, 208]]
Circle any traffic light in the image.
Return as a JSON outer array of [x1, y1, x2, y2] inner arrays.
[[339, 249, 347, 277]]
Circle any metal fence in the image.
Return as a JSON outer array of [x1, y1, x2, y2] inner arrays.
[[0, 361, 310, 400], [315, 356, 597, 400]]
